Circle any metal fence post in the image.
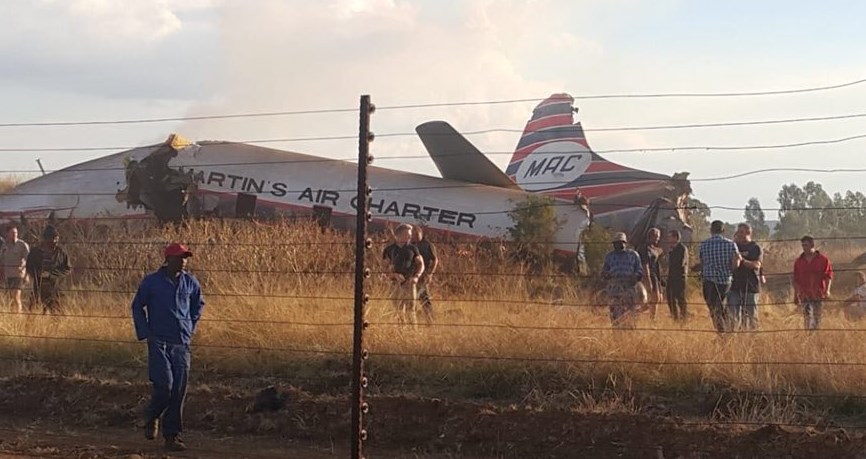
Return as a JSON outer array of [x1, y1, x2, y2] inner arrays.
[[351, 94, 374, 459]]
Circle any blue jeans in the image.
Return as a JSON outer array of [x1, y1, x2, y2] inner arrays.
[[727, 290, 759, 331], [146, 339, 190, 439], [802, 300, 823, 330]]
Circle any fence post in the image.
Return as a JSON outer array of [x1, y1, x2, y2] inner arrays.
[[351, 95, 374, 459]]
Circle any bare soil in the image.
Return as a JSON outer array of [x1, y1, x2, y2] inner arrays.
[[0, 374, 865, 458]]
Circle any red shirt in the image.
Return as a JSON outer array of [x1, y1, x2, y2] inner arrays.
[[793, 251, 833, 300]]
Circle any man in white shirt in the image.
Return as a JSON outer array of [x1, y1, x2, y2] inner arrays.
[[0, 225, 30, 313]]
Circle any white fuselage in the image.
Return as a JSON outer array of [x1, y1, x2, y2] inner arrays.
[[0, 141, 589, 253]]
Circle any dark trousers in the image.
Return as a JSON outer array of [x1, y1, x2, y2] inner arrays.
[[666, 278, 687, 321], [702, 281, 731, 333], [146, 339, 190, 439], [417, 281, 434, 324], [31, 277, 62, 314]]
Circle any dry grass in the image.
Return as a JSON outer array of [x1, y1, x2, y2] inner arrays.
[[1, 219, 866, 425]]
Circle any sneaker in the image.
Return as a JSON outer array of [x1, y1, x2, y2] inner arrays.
[[144, 418, 158, 440], [165, 435, 187, 452]]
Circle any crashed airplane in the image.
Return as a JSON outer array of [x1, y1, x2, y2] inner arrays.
[[0, 134, 591, 253], [0, 94, 692, 252]]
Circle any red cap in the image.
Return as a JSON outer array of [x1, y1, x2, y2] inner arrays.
[[164, 243, 193, 258]]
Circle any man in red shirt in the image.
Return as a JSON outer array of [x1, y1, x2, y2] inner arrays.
[[793, 235, 834, 330]]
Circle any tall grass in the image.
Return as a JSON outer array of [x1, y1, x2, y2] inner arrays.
[[1, 219, 866, 424]]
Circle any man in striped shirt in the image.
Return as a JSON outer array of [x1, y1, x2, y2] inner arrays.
[[699, 221, 742, 333]]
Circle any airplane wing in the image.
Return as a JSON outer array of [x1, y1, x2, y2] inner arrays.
[[416, 121, 520, 190]]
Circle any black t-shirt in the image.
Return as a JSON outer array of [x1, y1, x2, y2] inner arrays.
[[667, 242, 689, 279], [413, 239, 437, 269], [732, 241, 762, 293], [383, 243, 422, 277]]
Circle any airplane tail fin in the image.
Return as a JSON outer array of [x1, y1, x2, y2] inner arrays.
[[504, 94, 669, 202]]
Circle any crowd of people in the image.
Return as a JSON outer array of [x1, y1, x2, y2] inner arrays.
[[602, 220, 841, 331], [0, 224, 72, 314], [1, 217, 846, 452]]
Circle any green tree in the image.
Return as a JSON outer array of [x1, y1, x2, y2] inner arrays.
[[775, 182, 832, 238], [744, 198, 771, 240], [580, 223, 612, 275], [507, 195, 562, 268], [830, 191, 866, 236]]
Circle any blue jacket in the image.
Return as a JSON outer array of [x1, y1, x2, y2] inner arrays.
[[132, 267, 205, 345]]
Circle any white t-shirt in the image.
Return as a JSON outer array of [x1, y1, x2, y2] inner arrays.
[[0, 239, 30, 279]]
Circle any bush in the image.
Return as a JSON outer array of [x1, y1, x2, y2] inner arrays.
[[506, 195, 563, 269]]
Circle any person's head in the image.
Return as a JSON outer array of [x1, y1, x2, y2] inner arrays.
[[395, 224, 413, 245], [42, 225, 59, 246], [611, 232, 628, 251], [667, 229, 681, 246], [4, 224, 17, 242], [800, 235, 816, 254], [647, 227, 661, 245], [857, 271, 866, 286], [164, 243, 193, 273], [710, 220, 725, 235], [735, 223, 753, 242], [413, 226, 425, 242]]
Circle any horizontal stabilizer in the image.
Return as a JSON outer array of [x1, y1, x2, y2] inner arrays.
[[416, 121, 519, 189]]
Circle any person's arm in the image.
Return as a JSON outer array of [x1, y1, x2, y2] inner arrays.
[[190, 279, 205, 334], [824, 258, 834, 297], [742, 245, 762, 270], [409, 254, 425, 284], [50, 248, 72, 277], [730, 242, 743, 272], [633, 246, 650, 291], [21, 243, 30, 281], [427, 244, 439, 275], [131, 278, 150, 341], [633, 252, 644, 284]]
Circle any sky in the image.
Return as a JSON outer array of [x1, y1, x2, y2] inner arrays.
[[1, 0, 865, 222]]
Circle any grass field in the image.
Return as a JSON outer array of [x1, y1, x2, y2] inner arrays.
[[1, 218, 866, 432]]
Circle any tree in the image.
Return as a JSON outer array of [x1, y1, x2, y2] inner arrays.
[[686, 196, 711, 242], [507, 195, 563, 268], [830, 190, 866, 236], [775, 182, 833, 238], [744, 198, 771, 240]]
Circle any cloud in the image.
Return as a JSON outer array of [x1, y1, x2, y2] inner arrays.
[[0, 0, 219, 99], [177, 0, 611, 177]]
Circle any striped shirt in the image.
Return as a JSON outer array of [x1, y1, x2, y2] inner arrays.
[[699, 234, 738, 285]]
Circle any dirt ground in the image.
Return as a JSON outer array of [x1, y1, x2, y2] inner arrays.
[[1, 374, 866, 459]]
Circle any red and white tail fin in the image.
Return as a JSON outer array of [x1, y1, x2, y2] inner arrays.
[[505, 94, 669, 202]]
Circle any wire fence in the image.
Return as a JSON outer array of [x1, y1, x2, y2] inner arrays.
[[2, 86, 866, 456]]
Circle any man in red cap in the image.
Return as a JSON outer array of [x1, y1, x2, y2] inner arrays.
[[132, 243, 204, 452]]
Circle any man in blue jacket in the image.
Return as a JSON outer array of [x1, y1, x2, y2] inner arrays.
[[132, 243, 204, 452]]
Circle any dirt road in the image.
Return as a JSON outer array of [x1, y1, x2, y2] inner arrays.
[[1, 374, 866, 458]]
